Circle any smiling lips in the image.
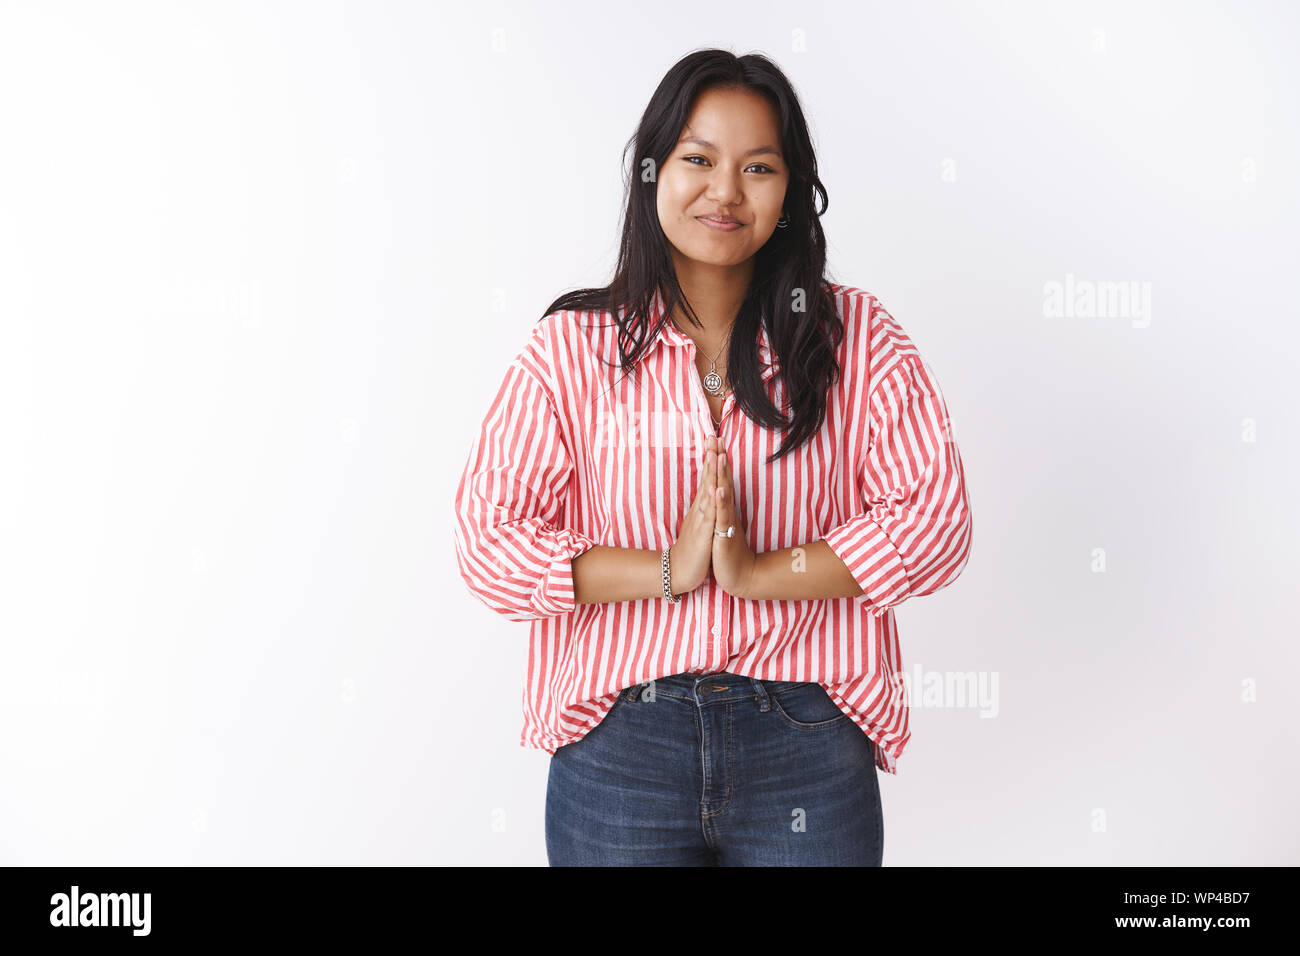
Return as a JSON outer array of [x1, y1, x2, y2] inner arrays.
[[697, 215, 744, 231]]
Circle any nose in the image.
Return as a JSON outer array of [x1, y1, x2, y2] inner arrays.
[[705, 172, 743, 205]]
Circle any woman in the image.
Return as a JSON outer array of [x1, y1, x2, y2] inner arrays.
[[453, 49, 973, 866]]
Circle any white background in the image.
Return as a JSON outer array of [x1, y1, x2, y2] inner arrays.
[[1, 0, 1296, 865]]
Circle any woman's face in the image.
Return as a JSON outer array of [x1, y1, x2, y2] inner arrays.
[[656, 86, 790, 270]]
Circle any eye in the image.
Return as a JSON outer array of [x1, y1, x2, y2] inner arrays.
[[683, 155, 776, 174]]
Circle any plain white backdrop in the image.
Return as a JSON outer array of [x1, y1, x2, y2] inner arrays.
[[0, 0, 1296, 866]]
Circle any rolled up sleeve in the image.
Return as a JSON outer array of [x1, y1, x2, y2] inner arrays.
[[820, 356, 973, 616], [453, 327, 597, 621]]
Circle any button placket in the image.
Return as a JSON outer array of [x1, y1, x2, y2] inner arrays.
[[674, 332, 738, 669], [712, 591, 728, 667]]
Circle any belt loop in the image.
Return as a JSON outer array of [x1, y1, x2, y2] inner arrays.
[[750, 677, 771, 712]]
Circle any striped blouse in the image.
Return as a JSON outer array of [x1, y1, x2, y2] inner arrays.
[[452, 282, 973, 773]]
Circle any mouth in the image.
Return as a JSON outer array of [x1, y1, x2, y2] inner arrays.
[[696, 215, 744, 231]]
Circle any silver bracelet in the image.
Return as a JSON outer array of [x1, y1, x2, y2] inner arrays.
[[661, 548, 680, 603]]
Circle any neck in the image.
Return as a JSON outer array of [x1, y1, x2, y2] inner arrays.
[[664, 257, 753, 339]]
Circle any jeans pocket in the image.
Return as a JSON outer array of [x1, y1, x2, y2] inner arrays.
[[768, 682, 851, 730]]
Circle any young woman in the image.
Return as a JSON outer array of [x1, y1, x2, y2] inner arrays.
[[454, 49, 973, 866]]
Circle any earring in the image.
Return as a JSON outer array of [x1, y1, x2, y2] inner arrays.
[[775, 211, 789, 228]]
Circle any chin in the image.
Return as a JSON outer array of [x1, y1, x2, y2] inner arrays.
[[680, 242, 747, 263]]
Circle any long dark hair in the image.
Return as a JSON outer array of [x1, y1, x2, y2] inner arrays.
[[542, 48, 844, 464]]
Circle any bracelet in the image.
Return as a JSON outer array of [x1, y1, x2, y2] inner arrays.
[[661, 548, 680, 604]]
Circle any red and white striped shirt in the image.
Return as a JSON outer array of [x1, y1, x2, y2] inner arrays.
[[453, 282, 972, 773]]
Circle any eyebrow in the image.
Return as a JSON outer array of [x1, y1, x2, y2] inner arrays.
[[678, 136, 782, 159]]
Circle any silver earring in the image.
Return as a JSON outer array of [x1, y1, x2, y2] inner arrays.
[[775, 212, 789, 228]]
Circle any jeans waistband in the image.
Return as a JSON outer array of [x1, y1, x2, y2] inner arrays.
[[620, 671, 813, 708]]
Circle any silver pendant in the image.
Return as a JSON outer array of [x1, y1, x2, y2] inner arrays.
[[703, 370, 723, 394]]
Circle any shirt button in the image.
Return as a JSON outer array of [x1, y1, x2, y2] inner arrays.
[[711, 625, 721, 635]]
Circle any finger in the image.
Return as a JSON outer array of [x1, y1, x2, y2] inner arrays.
[[715, 452, 733, 531], [704, 462, 717, 519], [693, 439, 714, 510], [692, 438, 709, 501], [714, 487, 731, 544], [723, 453, 734, 522]]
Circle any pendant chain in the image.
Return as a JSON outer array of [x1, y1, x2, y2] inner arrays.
[[671, 315, 732, 429]]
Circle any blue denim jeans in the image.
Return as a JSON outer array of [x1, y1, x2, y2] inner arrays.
[[545, 670, 883, 866]]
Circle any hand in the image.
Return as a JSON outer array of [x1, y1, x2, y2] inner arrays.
[[710, 438, 758, 599], [669, 434, 719, 595]]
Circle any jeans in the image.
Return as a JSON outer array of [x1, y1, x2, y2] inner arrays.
[[545, 670, 883, 866]]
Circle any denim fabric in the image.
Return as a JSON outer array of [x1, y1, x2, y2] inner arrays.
[[545, 670, 883, 866]]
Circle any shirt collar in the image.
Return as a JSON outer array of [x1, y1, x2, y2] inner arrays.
[[647, 287, 780, 381]]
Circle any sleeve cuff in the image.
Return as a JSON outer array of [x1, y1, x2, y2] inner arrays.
[[531, 529, 599, 617], [820, 515, 912, 616]]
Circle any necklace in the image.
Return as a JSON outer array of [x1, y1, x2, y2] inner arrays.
[[674, 318, 732, 396], [705, 344, 729, 430], [701, 339, 727, 395]]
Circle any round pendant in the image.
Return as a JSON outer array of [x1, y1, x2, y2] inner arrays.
[[703, 370, 723, 394]]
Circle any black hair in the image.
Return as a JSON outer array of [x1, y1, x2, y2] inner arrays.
[[542, 48, 844, 464]]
